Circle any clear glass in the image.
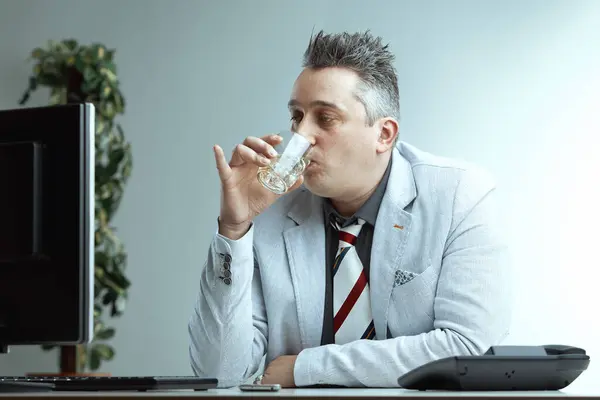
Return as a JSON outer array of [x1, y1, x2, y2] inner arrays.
[[257, 131, 312, 194]]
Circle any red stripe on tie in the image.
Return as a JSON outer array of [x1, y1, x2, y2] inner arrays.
[[333, 270, 368, 334], [338, 231, 357, 246]]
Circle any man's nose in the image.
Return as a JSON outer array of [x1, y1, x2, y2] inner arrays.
[[295, 122, 317, 146]]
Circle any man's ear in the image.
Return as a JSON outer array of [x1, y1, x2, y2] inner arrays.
[[376, 118, 399, 153]]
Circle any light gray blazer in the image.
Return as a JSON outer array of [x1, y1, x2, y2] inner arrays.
[[188, 142, 512, 388]]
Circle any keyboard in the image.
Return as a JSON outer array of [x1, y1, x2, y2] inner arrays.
[[0, 376, 218, 392]]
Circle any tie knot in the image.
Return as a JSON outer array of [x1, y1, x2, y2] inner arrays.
[[333, 218, 365, 246]]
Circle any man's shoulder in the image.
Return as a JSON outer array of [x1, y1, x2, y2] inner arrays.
[[398, 141, 490, 174], [396, 141, 497, 204]]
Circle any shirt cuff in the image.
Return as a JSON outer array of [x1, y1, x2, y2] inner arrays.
[[211, 221, 254, 285], [213, 224, 254, 256]]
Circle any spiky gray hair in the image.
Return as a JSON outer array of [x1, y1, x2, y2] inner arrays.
[[302, 30, 400, 126]]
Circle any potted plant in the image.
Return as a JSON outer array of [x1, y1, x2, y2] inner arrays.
[[18, 39, 133, 374]]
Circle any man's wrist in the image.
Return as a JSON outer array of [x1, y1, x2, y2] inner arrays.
[[217, 218, 251, 240]]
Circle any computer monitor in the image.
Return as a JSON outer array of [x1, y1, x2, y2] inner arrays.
[[0, 103, 94, 353]]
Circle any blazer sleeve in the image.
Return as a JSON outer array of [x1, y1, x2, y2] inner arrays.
[[293, 168, 512, 387], [188, 222, 268, 387]]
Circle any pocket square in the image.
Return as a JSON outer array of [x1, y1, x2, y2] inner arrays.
[[393, 269, 417, 287]]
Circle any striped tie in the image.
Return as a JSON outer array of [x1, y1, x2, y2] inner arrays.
[[332, 218, 376, 344]]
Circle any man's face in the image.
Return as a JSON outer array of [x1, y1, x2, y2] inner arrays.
[[288, 67, 385, 200]]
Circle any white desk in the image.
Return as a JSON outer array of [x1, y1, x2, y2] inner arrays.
[[1, 388, 598, 399]]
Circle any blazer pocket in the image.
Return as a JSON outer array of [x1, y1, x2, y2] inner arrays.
[[391, 265, 436, 300], [393, 269, 418, 287], [388, 264, 437, 336]]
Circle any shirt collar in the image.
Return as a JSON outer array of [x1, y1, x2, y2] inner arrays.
[[323, 158, 392, 228]]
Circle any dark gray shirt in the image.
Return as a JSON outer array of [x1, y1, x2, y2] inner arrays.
[[320, 160, 392, 345]]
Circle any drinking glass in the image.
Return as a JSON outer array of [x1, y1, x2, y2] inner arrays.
[[257, 131, 312, 194]]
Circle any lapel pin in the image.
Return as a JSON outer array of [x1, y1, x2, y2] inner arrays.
[[393, 224, 404, 230]]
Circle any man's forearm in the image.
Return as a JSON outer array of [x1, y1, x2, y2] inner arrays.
[[188, 226, 267, 387], [293, 326, 507, 387]]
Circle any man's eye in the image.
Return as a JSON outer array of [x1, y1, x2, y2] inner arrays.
[[319, 114, 334, 123]]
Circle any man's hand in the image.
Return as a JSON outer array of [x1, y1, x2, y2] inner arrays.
[[261, 355, 298, 388], [214, 134, 304, 240]]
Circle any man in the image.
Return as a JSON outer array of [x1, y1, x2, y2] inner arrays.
[[188, 30, 511, 388]]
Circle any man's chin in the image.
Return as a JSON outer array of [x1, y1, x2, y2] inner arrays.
[[302, 173, 331, 197]]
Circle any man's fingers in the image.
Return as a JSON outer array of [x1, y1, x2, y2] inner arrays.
[[234, 143, 271, 167], [261, 133, 283, 146], [218, 134, 282, 178], [243, 136, 280, 159], [213, 145, 232, 181]]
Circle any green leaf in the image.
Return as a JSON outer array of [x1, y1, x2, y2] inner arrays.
[[18, 90, 31, 105], [62, 39, 78, 51], [91, 44, 107, 61], [36, 73, 64, 88], [74, 56, 86, 73], [89, 349, 101, 370], [102, 290, 117, 306], [111, 298, 127, 317], [106, 148, 125, 175], [95, 251, 109, 268], [93, 344, 115, 360], [107, 270, 129, 290], [100, 50, 115, 62], [113, 93, 124, 113], [101, 61, 117, 75], [100, 82, 112, 99], [95, 327, 115, 340], [31, 48, 45, 59]]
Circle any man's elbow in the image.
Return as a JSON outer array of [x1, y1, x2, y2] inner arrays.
[[189, 347, 245, 388], [443, 326, 507, 358], [187, 323, 224, 384], [449, 312, 511, 356], [188, 328, 256, 388], [459, 279, 513, 355]]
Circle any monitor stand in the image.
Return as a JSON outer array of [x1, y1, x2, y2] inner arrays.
[[0, 344, 53, 393]]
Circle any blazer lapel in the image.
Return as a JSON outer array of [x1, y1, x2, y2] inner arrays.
[[370, 148, 417, 339], [283, 190, 326, 349]]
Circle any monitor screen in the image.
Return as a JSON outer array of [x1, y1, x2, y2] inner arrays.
[[0, 103, 94, 349]]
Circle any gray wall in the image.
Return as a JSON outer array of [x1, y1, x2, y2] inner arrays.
[[1, 0, 599, 393]]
